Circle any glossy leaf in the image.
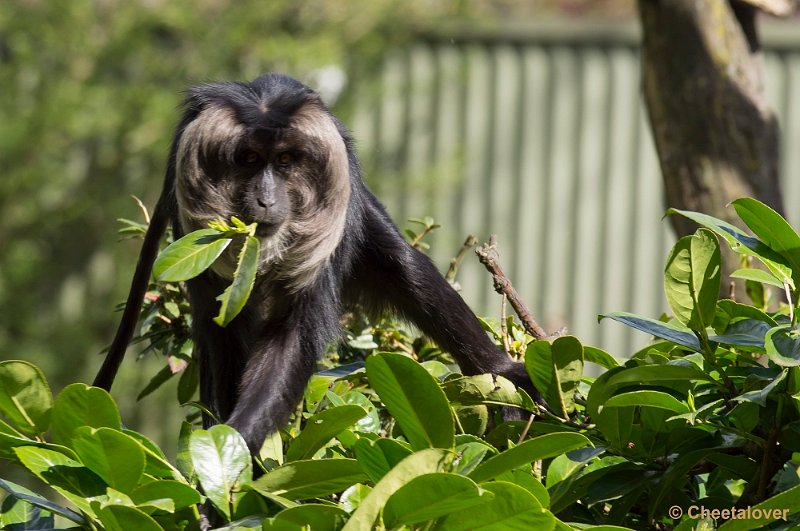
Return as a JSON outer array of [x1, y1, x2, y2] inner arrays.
[[382, 473, 491, 527], [667, 207, 794, 286], [765, 326, 800, 367], [342, 448, 453, 531], [72, 427, 146, 493], [0, 477, 83, 525], [51, 383, 121, 447], [250, 458, 367, 500], [732, 198, 800, 282], [730, 267, 785, 288], [525, 337, 584, 417], [664, 230, 720, 331], [583, 346, 620, 369], [731, 370, 787, 407], [97, 505, 163, 531], [14, 446, 106, 516], [353, 437, 413, 483], [0, 360, 52, 436], [587, 364, 714, 420], [437, 481, 555, 530], [214, 235, 260, 326], [264, 504, 348, 531], [365, 352, 454, 450], [190, 424, 252, 519], [442, 373, 532, 410], [717, 483, 800, 530], [599, 312, 701, 352], [285, 405, 366, 461], [153, 228, 231, 282], [604, 391, 690, 413], [468, 433, 592, 483], [130, 480, 203, 511]]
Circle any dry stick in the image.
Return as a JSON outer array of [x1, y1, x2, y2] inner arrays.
[[475, 235, 547, 340], [446, 235, 479, 283], [500, 294, 511, 354]]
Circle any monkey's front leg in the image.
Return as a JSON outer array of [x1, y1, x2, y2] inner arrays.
[[224, 324, 319, 454]]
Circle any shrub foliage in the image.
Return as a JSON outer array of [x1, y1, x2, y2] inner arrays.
[[2, 199, 800, 530]]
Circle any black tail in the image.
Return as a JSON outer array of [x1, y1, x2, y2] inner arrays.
[[93, 195, 172, 390]]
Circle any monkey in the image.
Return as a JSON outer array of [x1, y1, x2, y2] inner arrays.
[[94, 73, 537, 453]]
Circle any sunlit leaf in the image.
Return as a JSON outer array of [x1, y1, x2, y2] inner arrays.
[[153, 228, 231, 282], [214, 235, 260, 326]]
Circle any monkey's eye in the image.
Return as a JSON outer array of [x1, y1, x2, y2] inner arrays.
[[238, 150, 261, 166], [276, 152, 293, 167]]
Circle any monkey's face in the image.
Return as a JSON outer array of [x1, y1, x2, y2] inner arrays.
[[174, 78, 351, 289]]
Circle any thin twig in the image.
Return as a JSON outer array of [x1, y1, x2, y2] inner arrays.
[[500, 295, 511, 354], [446, 235, 479, 282], [517, 413, 535, 444], [410, 225, 436, 249], [475, 235, 548, 339], [132, 195, 151, 225]]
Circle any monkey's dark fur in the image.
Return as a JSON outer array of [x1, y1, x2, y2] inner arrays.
[[95, 73, 535, 452]]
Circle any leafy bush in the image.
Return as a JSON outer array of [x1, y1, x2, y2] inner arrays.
[[2, 198, 800, 530]]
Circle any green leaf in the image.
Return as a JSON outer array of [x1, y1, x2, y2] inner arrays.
[[264, 504, 348, 531], [730, 268, 786, 288], [0, 478, 84, 525], [667, 207, 794, 286], [0, 360, 52, 436], [176, 421, 195, 481], [437, 481, 555, 530], [285, 405, 366, 461], [177, 359, 199, 404], [709, 319, 771, 349], [551, 336, 584, 416], [97, 505, 163, 531], [765, 326, 800, 367], [732, 198, 800, 284], [213, 235, 260, 326], [583, 346, 620, 369], [14, 446, 106, 517], [717, 483, 800, 530], [732, 370, 787, 406], [664, 230, 720, 331], [340, 484, 372, 513], [250, 458, 367, 500], [51, 383, 121, 447], [342, 448, 454, 531], [190, 424, 252, 519], [382, 473, 492, 527], [153, 228, 231, 282], [525, 337, 584, 417], [604, 391, 690, 413], [136, 364, 175, 401], [586, 364, 714, 421], [545, 446, 605, 489], [442, 374, 532, 410], [130, 480, 203, 511], [365, 352, 454, 450], [468, 433, 593, 483], [259, 430, 284, 467], [353, 438, 413, 483], [72, 427, 146, 493], [599, 312, 701, 351]]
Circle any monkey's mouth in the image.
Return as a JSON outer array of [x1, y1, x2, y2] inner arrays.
[[255, 222, 282, 238]]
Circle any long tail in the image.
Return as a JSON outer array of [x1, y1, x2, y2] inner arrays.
[[93, 195, 171, 390]]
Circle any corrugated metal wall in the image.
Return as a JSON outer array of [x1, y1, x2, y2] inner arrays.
[[351, 21, 800, 358]]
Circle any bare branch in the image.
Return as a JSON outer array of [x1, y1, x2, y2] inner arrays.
[[475, 235, 547, 339]]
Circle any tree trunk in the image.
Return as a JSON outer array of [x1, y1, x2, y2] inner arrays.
[[638, 0, 785, 294]]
